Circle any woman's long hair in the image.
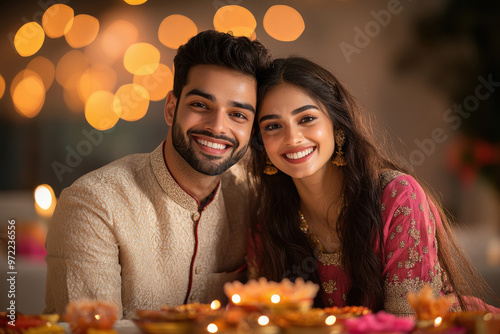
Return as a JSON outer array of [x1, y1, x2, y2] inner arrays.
[[249, 57, 498, 310]]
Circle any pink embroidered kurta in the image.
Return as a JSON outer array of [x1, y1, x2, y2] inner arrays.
[[248, 171, 455, 315], [313, 171, 454, 314]]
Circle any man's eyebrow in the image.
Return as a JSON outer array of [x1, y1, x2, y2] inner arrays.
[[185, 89, 214, 101], [259, 105, 319, 123], [231, 101, 255, 114]]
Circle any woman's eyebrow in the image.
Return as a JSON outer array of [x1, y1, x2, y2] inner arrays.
[[259, 105, 319, 123]]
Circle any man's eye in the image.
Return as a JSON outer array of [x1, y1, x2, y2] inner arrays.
[[230, 112, 248, 120], [191, 102, 207, 109]]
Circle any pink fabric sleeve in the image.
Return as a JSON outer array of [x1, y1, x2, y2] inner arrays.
[[379, 175, 447, 315]]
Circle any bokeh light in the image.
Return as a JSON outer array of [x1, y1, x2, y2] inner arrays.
[[85, 91, 119, 130], [158, 14, 197, 49], [12, 73, 45, 118], [65, 14, 100, 48], [213, 5, 256, 38], [56, 50, 89, 88], [123, 43, 160, 75], [0, 75, 5, 100], [133, 63, 172, 101], [257, 315, 269, 326], [263, 5, 305, 42], [123, 0, 147, 5], [78, 64, 117, 103], [99, 20, 138, 63], [14, 22, 45, 57], [34, 184, 56, 218], [26, 56, 55, 91], [63, 86, 85, 113], [113, 83, 150, 121], [42, 4, 74, 38]]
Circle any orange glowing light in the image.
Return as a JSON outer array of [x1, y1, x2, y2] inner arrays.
[[12, 74, 45, 118], [34, 184, 56, 218], [0, 75, 5, 100], [56, 50, 89, 88], [213, 5, 256, 38], [14, 22, 45, 57], [100, 20, 138, 62], [123, 0, 147, 5], [325, 315, 336, 326], [123, 43, 160, 75], [65, 14, 99, 48], [271, 294, 280, 304], [231, 294, 241, 304], [263, 5, 305, 42], [85, 91, 119, 130], [26, 56, 55, 90], [42, 4, 74, 38], [207, 323, 218, 333], [63, 86, 85, 113], [133, 63, 172, 101], [78, 64, 117, 102], [257, 316, 269, 326], [158, 14, 198, 49], [210, 300, 221, 310], [113, 83, 150, 121]]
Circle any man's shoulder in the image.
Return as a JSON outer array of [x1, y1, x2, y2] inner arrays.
[[71, 151, 152, 190]]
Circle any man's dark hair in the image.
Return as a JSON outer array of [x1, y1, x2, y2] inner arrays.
[[173, 30, 272, 98]]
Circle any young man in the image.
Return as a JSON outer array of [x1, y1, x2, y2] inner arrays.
[[44, 30, 271, 319]]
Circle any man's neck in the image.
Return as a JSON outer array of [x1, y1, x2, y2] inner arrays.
[[163, 137, 221, 204]]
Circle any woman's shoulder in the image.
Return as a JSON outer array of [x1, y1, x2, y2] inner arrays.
[[380, 170, 422, 192]]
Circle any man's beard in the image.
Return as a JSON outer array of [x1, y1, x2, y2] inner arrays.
[[171, 119, 249, 176]]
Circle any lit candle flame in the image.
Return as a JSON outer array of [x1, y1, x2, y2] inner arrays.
[[434, 317, 442, 327], [258, 315, 269, 326], [231, 294, 241, 304], [325, 315, 336, 326], [94, 314, 101, 320], [207, 323, 218, 333], [210, 300, 221, 310], [271, 294, 280, 304]]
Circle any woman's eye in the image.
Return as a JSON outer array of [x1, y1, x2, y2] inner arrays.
[[300, 116, 317, 123], [263, 123, 280, 131]]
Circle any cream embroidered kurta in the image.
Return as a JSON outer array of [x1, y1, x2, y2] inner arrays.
[[45, 142, 250, 319]]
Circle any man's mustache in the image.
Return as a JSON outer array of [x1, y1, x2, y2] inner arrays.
[[187, 129, 238, 147]]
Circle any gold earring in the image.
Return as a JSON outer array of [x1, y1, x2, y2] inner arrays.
[[332, 129, 348, 167], [264, 155, 278, 175]]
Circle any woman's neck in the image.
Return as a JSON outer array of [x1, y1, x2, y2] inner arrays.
[[293, 162, 344, 226]]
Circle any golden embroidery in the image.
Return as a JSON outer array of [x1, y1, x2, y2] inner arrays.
[[317, 252, 342, 266], [387, 252, 393, 261], [394, 206, 411, 217], [428, 226, 432, 235], [322, 280, 338, 294], [399, 240, 405, 248], [381, 203, 386, 211], [411, 218, 416, 226], [400, 180, 409, 186], [390, 232, 396, 240], [391, 189, 398, 197], [411, 192, 416, 200], [380, 170, 405, 190], [342, 293, 347, 301], [328, 298, 334, 306], [419, 203, 425, 211], [397, 261, 403, 268], [384, 264, 445, 316], [396, 225, 402, 233], [422, 246, 428, 254]]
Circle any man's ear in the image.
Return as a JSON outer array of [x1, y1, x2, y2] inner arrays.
[[164, 91, 177, 126]]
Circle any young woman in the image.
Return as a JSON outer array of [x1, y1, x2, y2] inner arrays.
[[247, 57, 499, 315]]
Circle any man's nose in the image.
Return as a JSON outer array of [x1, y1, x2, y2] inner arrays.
[[205, 109, 228, 134]]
